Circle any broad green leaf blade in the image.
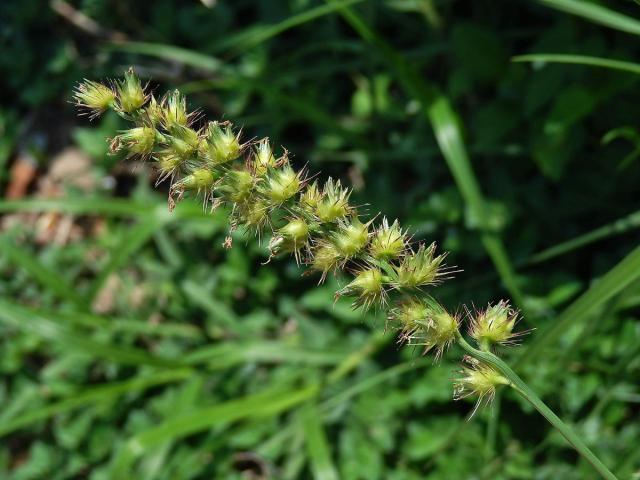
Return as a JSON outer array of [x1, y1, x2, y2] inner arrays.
[[0, 369, 191, 438], [513, 54, 640, 74], [519, 245, 640, 363], [539, 0, 640, 36], [0, 236, 86, 307], [301, 403, 339, 480], [0, 300, 181, 368], [112, 385, 319, 477]]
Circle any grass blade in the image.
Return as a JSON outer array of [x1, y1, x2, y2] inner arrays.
[[0, 369, 191, 438], [513, 54, 640, 74], [86, 219, 161, 303], [518, 245, 640, 363], [112, 385, 319, 477], [539, 0, 640, 36], [301, 403, 339, 480], [0, 300, 182, 368], [217, 0, 365, 55], [523, 209, 640, 266], [105, 42, 224, 73], [428, 98, 526, 307], [0, 236, 86, 307], [0, 198, 156, 217]]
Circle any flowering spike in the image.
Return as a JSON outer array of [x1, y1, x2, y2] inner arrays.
[[204, 121, 242, 165], [338, 268, 386, 310], [453, 357, 509, 417], [73, 80, 116, 118], [393, 242, 446, 290], [369, 218, 406, 261], [316, 179, 351, 223], [389, 298, 458, 359], [161, 90, 191, 130], [110, 127, 156, 157], [252, 138, 278, 176], [116, 69, 147, 113], [332, 217, 370, 259], [469, 301, 523, 350]]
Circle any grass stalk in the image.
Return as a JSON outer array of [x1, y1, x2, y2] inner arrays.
[[456, 334, 619, 480]]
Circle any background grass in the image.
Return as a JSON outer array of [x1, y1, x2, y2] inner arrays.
[[1, 0, 639, 479]]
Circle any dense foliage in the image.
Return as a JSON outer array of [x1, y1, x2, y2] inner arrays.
[[1, 1, 639, 479]]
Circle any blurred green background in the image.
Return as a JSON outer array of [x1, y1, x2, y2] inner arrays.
[[1, 0, 640, 479]]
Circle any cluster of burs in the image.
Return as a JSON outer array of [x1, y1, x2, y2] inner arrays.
[[75, 69, 524, 409]]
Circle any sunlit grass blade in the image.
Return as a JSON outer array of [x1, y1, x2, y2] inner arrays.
[[55, 310, 202, 339], [0, 235, 86, 307], [0, 198, 156, 217], [513, 54, 640, 74], [105, 41, 225, 73], [327, 1, 525, 309], [0, 300, 182, 367], [300, 403, 339, 480], [538, 0, 640, 36], [184, 341, 347, 368], [0, 369, 191, 438], [111, 385, 319, 477], [518, 245, 640, 364], [522, 209, 640, 266], [428, 98, 526, 308]]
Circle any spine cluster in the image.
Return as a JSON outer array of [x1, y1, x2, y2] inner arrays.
[[74, 70, 525, 413]]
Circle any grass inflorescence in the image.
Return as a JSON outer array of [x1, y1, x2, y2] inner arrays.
[[74, 69, 527, 412]]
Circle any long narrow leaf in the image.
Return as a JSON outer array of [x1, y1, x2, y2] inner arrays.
[[513, 53, 640, 74], [301, 403, 339, 480], [523, 209, 640, 266], [0, 300, 181, 368], [0, 369, 191, 438], [112, 385, 319, 477], [86, 219, 161, 303], [1, 236, 86, 307], [539, 0, 640, 36], [518, 245, 640, 363]]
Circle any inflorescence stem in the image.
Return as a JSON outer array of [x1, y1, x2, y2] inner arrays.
[[455, 332, 619, 480]]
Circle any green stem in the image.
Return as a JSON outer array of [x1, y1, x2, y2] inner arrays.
[[455, 334, 618, 480]]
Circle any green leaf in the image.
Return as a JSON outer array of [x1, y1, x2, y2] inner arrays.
[[0, 370, 191, 438], [513, 54, 640, 75], [112, 385, 319, 477], [539, 0, 640, 36], [0, 236, 86, 307], [86, 219, 162, 303], [217, 0, 366, 55], [301, 403, 339, 480], [519, 245, 640, 363], [0, 300, 182, 368], [523, 209, 640, 266], [105, 42, 225, 73]]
